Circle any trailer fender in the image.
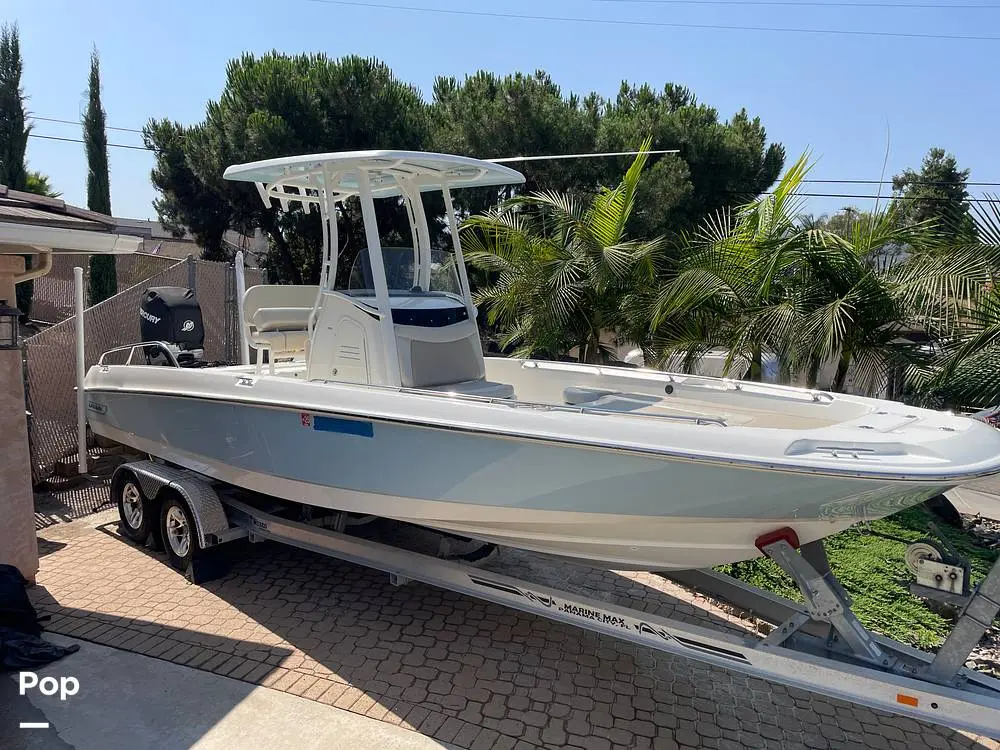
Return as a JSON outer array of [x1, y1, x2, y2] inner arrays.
[[113, 461, 230, 549]]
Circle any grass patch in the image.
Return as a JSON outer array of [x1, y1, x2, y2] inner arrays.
[[715, 505, 998, 649]]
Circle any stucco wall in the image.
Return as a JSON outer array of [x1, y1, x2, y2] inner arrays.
[[0, 347, 38, 581]]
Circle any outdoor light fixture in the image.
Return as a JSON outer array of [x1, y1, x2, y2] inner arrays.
[[0, 299, 20, 349]]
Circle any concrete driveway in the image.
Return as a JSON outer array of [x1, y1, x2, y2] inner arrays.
[[0, 634, 453, 750]]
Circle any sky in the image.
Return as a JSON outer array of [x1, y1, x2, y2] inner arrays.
[[5, 0, 997, 221]]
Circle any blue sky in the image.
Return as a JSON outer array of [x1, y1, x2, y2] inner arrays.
[[6, 0, 996, 220]]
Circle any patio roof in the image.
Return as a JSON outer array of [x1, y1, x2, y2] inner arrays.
[[0, 185, 142, 259], [0, 185, 117, 230]]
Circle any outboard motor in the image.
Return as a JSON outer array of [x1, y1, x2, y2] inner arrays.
[[140, 286, 205, 367]]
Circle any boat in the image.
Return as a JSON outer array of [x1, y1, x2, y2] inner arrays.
[[83, 150, 1000, 571]]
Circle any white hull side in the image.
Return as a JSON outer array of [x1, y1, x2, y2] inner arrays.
[[84, 357, 1000, 570], [92, 416, 946, 571]]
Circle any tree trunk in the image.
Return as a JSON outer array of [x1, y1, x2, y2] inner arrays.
[[264, 222, 303, 285], [89, 255, 117, 305], [578, 333, 603, 365], [806, 355, 821, 389], [748, 345, 762, 382], [832, 346, 853, 393]]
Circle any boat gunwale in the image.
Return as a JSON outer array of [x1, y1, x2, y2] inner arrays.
[[84, 380, 1000, 484]]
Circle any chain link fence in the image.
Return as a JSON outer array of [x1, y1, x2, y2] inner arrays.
[[24, 257, 264, 483], [30, 252, 182, 325]]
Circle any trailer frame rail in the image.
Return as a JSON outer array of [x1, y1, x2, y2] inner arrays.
[[112, 462, 1000, 739]]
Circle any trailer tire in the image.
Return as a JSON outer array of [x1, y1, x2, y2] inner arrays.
[[159, 492, 199, 572], [114, 471, 154, 544]]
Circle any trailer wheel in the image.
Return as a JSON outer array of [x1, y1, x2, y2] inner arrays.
[[114, 472, 153, 543], [159, 493, 199, 571]]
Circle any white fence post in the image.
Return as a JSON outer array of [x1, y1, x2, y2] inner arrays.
[[74, 266, 87, 475], [235, 251, 250, 365]]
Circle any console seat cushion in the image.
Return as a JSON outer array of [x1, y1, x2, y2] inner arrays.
[[251, 306, 312, 333], [426, 379, 515, 399], [250, 330, 309, 354]]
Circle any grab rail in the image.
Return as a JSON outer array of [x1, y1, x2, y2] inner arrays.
[[579, 407, 727, 426], [97, 342, 180, 368]]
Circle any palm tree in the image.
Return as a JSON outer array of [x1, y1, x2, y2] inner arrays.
[[646, 153, 936, 392], [645, 154, 813, 381], [797, 212, 828, 231], [25, 169, 60, 197], [914, 289, 1000, 409], [903, 196, 1000, 409], [793, 203, 936, 393], [461, 141, 664, 363]]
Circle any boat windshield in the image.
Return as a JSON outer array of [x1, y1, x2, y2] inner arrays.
[[347, 247, 462, 297]]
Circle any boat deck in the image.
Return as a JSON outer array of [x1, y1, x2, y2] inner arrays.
[[231, 358, 865, 432]]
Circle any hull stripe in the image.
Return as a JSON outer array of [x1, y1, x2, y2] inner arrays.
[[312, 415, 375, 438]]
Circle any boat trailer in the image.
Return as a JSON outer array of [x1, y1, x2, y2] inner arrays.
[[110, 459, 1000, 738]]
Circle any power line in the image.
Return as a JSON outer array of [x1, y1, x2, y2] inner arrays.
[[768, 192, 998, 203], [38, 111, 1000, 188], [803, 179, 1000, 186], [590, 0, 1000, 8], [31, 115, 145, 134], [302, 0, 1000, 41], [29, 118, 1000, 187], [27, 130, 1000, 193], [28, 133, 154, 152], [490, 149, 679, 163]]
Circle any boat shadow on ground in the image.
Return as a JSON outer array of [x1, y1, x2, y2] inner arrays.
[[35, 518, 989, 750]]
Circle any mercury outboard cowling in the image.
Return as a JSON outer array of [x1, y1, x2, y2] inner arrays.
[[140, 287, 205, 366]]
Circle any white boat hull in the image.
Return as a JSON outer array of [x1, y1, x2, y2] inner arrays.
[[96, 418, 949, 570], [85, 375, 965, 570]]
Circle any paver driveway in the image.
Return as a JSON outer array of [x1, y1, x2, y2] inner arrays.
[[29, 509, 999, 750]]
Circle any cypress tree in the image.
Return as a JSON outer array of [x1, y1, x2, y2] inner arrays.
[[0, 24, 33, 318], [84, 47, 117, 303]]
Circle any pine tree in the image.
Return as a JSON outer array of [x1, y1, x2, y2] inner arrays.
[[893, 148, 975, 243], [84, 47, 117, 303]]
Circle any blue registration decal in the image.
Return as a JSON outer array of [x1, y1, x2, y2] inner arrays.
[[311, 415, 375, 438]]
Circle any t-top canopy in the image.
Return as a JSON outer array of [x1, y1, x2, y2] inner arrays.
[[223, 150, 526, 205]]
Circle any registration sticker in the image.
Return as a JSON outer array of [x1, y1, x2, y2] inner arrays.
[[299, 412, 373, 437]]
